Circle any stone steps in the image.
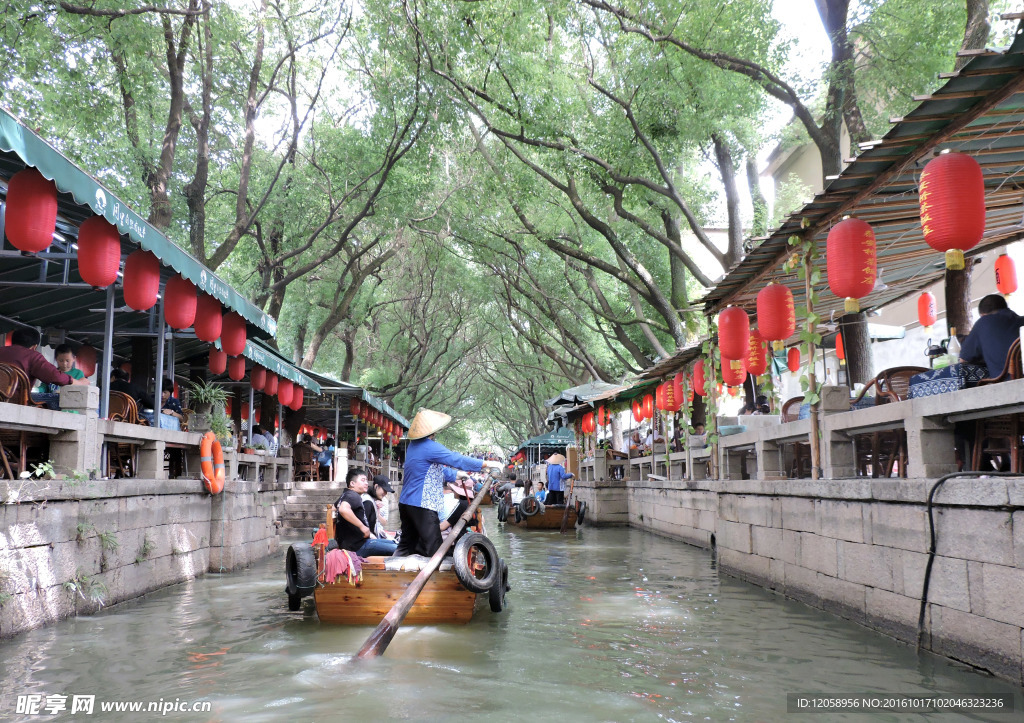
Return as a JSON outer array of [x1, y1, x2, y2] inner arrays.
[[280, 482, 345, 536]]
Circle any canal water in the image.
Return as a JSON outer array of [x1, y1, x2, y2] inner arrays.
[[1, 514, 1020, 721]]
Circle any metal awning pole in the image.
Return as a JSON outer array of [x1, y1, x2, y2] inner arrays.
[[99, 285, 115, 419], [153, 295, 166, 424], [247, 385, 255, 446], [167, 332, 175, 385], [334, 396, 340, 440]]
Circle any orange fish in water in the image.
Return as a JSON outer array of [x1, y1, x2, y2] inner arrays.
[[187, 647, 230, 663]]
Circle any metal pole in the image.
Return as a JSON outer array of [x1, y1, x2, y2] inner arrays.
[[99, 286, 115, 419], [247, 385, 255, 446], [154, 294, 166, 426], [167, 332, 175, 385]]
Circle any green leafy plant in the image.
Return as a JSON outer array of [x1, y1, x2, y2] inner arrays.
[[19, 460, 55, 480], [98, 530, 119, 552], [208, 413, 232, 443], [76, 521, 94, 543], [187, 379, 229, 407], [135, 535, 156, 564], [64, 568, 107, 607], [0, 566, 12, 606]]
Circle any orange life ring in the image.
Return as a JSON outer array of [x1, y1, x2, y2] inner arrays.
[[200, 431, 225, 494]]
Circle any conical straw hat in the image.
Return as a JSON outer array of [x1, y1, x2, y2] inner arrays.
[[407, 408, 452, 440], [546, 453, 566, 466]]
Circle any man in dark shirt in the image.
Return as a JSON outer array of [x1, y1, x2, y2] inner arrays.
[[0, 329, 89, 408], [109, 368, 154, 409], [959, 294, 1024, 375], [333, 467, 397, 557]]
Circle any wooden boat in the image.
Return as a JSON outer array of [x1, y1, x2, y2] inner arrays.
[[505, 503, 577, 528], [285, 506, 509, 623]]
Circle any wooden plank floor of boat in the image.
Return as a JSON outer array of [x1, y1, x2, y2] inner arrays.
[[314, 562, 479, 625], [507, 504, 577, 529]]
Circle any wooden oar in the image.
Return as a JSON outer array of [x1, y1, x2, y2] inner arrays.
[[356, 468, 498, 660], [559, 472, 577, 534]]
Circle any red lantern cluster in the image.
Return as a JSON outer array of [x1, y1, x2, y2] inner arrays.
[[76, 217, 121, 288], [919, 152, 985, 270], [6, 168, 57, 253], [827, 217, 876, 313], [996, 254, 1017, 296], [918, 291, 937, 329]]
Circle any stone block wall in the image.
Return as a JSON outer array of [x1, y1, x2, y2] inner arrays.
[[626, 476, 1024, 685], [572, 477, 629, 526], [0, 475, 283, 639]]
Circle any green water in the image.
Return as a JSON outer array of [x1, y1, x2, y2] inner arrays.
[[0, 513, 1019, 721]]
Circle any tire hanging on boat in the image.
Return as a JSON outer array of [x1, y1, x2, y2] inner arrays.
[[452, 532, 500, 593], [520, 496, 540, 517], [575, 500, 587, 528], [285, 542, 318, 610], [488, 558, 510, 613], [496, 499, 508, 522]]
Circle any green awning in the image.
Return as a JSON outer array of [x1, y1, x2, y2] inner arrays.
[[515, 426, 575, 452], [231, 338, 320, 393], [0, 106, 275, 337]]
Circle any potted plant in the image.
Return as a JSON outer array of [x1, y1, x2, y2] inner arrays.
[[187, 379, 229, 416], [252, 441, 268, 456], [208, 412, 233, 447]]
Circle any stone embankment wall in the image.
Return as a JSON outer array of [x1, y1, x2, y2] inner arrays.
[[0, 476, 284, 639], [582, 475, 1024, 685]]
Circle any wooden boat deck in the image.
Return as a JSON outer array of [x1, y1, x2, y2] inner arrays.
[[507, 504, 577, 529]]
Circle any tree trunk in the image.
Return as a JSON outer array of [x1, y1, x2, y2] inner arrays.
[[956, 0, 991, 71], [945, 266, 974, 340], [712, 133, 744, 266], [610, 414, 624, 453], [745, 155, 769, 237], [691, 395, 706, 429], [838, 312, 873, 385]]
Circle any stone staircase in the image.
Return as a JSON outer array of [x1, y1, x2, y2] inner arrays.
[[280, 480, 346, 537]]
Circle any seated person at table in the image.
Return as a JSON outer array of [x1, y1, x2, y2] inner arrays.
[[0, 329, 89, 408], [159, 378, 184, 422], [43, 344, 86, 393], [644, 428, 665, 448], [959, 294, 1024, 375], [334, 467, 397, 557], [753, 395, 771, 414], [250, 424, 273, 451], [110, 368, 154, 409]]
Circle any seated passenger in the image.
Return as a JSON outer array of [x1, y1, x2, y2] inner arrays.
[[959, 294, 1024, 376], [334, 467, 397, 558], [109, 368, 154, 409], [439, 477, 474, 542], [367, 474, 395, 536], [43, 344, 86, 393], [0, 329, 89, 409]]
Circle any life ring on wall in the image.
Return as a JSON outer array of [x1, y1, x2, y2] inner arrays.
[[200, 431, 225, 494]]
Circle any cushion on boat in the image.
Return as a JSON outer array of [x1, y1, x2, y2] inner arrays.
[[383, 555, 454, 572]]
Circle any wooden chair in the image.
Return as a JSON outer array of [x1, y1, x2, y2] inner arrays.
[[293, 443, 319, 481], [971, 339, 1023, 472], [853, 366, 927, 478], [180, 408, 195, 432], [0, 363, 47, 408], [781, 396, 811, 478], [107, 391, 148, 478]]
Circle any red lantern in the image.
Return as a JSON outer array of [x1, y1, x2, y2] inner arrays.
[[672, 372, 684, 405], [209, 347, 227, 375], [827, 218, 876, 312], [277, 379, 294, 407], [663, 380, 680, 412], [835, 332, 845, 364], [730, 386, 740, 397], [757, 283, 795, 348], [76, 216, 121, 288], [693, 360, 707, 397], [641, 393, 654, 420], [718, 306, 750, 361], [289, 387, 303, 411], [194, 294, 222, 343], [350, 398, 361, 416], [251, 366, 267, 391], [917, 291, 937, 328], [747, 333, 768, 376], [241, 404, 249, 421], [75, 344, 97, 377], [996, 254, 1017, 296], [163, 275, 197, 330], [122, 250, 160, 311], [721, 357, 746, 387], [221, 312, 247, 357], [254, 408, 261, 424], [920, 152, 985, 270], [632, 399, 643, 423], [6, 168, 57, 253], [655, 382, 666, 411], [265, 372, 278, 396], [597, 406, 607, 426], [582, 412, 594, 434], [228, 355, 246, 381], [225, 398, 233, 416], [787, 347, 801, 373]]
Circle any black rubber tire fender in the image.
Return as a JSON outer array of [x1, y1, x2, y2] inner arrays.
[[287, 592, 303, 611], [453, 532, 500, 593], [488, 558, 509, 612], [575, 500, 587, 527], [520, 496, 539, 517], [285, 542, 318, 600], [514, 505, 523, 524], [496, 499, 508, 523]]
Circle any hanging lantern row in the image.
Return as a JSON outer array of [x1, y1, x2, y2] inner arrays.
[[349, 399, 406, 440]]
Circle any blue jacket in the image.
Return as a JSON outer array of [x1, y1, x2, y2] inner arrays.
[[401, 438, 483, 512], [960, 307, 1024, 375], [546, 463, 573, 492]]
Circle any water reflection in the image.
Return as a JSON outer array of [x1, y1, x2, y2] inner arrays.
[[0, 517, 1019, 721]]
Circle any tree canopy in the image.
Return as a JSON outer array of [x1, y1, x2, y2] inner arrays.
[[0, 0, 1007, 446]]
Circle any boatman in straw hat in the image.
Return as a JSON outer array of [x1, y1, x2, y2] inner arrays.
[[396, 408, 502, 557], [544, 453, 574, 506]]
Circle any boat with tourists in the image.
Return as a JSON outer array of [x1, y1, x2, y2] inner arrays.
[[284, 508, 510, 624], [496, 491, 585, 529]]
